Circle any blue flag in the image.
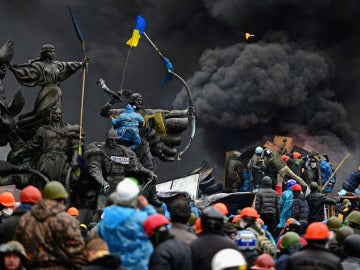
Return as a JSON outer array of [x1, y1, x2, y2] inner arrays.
[[161, 56, 174, 86], [67, 4, 85, 53]]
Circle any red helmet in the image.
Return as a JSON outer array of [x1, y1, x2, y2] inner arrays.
[[292, 151, 302, 159], [213, 202, 229, 215], [239, 207, 259, 219], [304, 222, 330, 240], [292, 184, 302, 191], [20, 185, 42, 203], [0, 192, 16, 207], [144, 214, 170, 236], [251, 253, 275, 269], [67, 207, 79, 217], [281, 155, 289, 163]]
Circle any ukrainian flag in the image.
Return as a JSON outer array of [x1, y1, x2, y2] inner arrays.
[[126, 15, 146, 47]]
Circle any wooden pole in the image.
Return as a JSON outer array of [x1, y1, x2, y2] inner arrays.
[[321, 153, 350, 192]]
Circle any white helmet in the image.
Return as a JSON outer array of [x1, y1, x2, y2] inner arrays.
[[111, 177, 140, 204], [211, 248, 247, 270]]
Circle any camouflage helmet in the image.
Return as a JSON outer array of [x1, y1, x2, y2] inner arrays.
[[0, 241, 26, 259], [335, 226, 354, 244], [280, 232, 301, 249], [326, 216, 342, 232], [347, 211, 360, 226], [42, 181, 68, 200]]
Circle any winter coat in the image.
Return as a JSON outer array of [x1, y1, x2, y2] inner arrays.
[[285, 243, 343, 270], [306, 191, 336, 223], [278, 188, 293, 228], [149, 238, 193, 270], [111, 104, 144, 150], [169, 223, 197, 246], [190, 231, 239, 270], [292, 192, 309, 222], [15, 199, 87, 270], [83, 254, 125, 270], [276, 243, 303, 270], [343, 169, 360, 192], [320, 160, 336, 193], [0, 204, 31, 244], [288, 158, 304, 177], [255, 178, 279, 216], [97, 204, 156, 270]]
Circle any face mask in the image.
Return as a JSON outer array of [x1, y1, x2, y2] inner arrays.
[[239, 220, 247, 229], [310, 162, 317, 169], [2, 208, 13, 217]]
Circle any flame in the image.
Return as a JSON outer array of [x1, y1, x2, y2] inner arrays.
[[245, 33, 255, 40]]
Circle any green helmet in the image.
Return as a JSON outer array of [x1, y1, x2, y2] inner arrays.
[[43, 181, 68, 200], [335, 226, 354, 244], [280, 232, 301, 249], [326, 216, 342, 232], [346, 211, 360, 225], [310, 182, 319, 192]]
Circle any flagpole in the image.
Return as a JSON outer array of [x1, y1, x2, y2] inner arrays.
[[143, 32, 163, 57], [120, 47, 132, 91]]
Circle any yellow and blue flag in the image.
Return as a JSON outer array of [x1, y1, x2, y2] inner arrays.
[[126, 15, 146, 47]]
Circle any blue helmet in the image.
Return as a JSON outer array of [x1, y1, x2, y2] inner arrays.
[[287, 179, 297, 188], [235, 230, 256, 251], [255, 147, 263, 155]]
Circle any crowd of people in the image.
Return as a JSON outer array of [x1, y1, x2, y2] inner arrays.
[[0, 159, 360, 269]]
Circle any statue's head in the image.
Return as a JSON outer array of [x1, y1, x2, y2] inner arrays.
[[129, 93, 143, 111], [105, 128, 118, 149], [40, 44, 55, 60], [49, 106, 62, 124]]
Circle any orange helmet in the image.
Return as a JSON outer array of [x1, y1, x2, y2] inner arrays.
[[67, 207, 79, 217], [0, 192, 16, 207], [292, 151, 302, 159], [144, 214, 170, 236], [286, 218, 296, 227], [304, 222, 330, 240], [20, 185, 42, 204], [292, 184, 302, 191], [239, 207, 259, 219], [281, 155, 289, 163], [213, 202, 229, 215]]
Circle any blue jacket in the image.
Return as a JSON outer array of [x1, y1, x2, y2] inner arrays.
[[343, 169, 360, 192], [278, 188, 293, 228], [98, 204, 156, 270], [320, 160, 336, 193], [111, 104, 144, 150]]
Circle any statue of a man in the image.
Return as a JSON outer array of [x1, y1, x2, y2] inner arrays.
[[84, 128, 157, 210], [9, 44, 86, 139]]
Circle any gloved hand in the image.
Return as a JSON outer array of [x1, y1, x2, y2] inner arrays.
[[338, 189, 347, 196]]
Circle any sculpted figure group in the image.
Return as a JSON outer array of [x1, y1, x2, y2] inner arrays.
[[0, 39, 193, 213]]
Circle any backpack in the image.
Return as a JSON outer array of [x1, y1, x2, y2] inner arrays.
[[247, 227, 276, 257]]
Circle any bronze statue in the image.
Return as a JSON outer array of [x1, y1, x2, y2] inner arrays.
[[83, 128, 157, 209], [8, 106, 81, 188], [9, 44, 86, 140]]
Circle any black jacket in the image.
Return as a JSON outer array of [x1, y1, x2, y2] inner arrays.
[[83, 254, 125, 270], [255, 178, 279, 216], [292, 192, 309, 222], [306, 192, 335, 223]]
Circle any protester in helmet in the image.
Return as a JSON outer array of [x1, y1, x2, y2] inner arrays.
[[235, 207, 276, 257], [0, 192, 16, 223], [287, 151, 304, 179], [255, 176, 280, 236], [251, 253, 276, 270], [276, 232, 303, 270], [144, 213, 192, 270], [306, 181, 336, 224], [276, 179, 296, 237], [0, 186, 42, 244], [248, 146, 266, 191], [168, 198, 197, 245], [291, 184, 309, 234], [94, 177, 156, 270], [338, 199, 352, 223], [329, 226, 354, 260], [235, 230, 258, 267], [190, 206, 238, 270], [211, 248, 247, 270], [0, 241, 27, 270], [15, 181, 87, 269], [341, 166, 360, 194], [67, 207, 80, 219], [346, 210, 360, 234], [341, 234, 360, 269], [285, 222, 342, 270]]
